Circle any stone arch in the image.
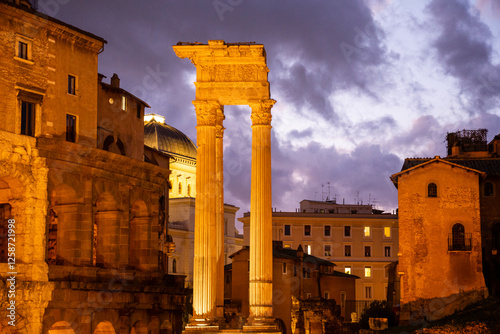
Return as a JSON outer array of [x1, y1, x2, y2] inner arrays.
[[94, 192, 120, 267], [50, 184, 77, 206], [0, 176, 23, 263], [130, 321, 148, 334], [160, 320, 173, 334], [129, 199, 151, 269], [47, 321, 76, 334], [94, 321, 116, 334]]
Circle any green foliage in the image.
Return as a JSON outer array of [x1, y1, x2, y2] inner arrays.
[[359, 300, 396, 329]]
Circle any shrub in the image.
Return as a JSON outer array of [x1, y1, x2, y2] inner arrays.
[[359, 300, 396, 329]]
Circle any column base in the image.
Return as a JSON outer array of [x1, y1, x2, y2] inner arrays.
[[184, 318, 220, 332], [243, 317, 281, 333]]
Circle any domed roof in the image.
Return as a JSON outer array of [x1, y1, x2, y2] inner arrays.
[[144, 116, 197, 160]]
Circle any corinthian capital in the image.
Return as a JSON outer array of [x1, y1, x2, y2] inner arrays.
[[193, 100, 221, 126], [249, 99, 276, 126]]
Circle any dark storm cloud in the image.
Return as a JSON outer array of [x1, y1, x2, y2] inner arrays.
[[427, 0, 500, 113]]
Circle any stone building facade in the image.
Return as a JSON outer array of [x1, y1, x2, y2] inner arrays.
[[391, 129, 500, 322], [239, 200, 398, 316], [0, 1, 186, 333]]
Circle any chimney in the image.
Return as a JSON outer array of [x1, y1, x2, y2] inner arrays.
[[110, 73, 120, 88]]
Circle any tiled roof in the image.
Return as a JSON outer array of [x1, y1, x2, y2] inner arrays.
[[401, 157, 500, 176], [273, 247, 335, 267]]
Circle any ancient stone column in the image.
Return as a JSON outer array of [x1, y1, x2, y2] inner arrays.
[[190, 100, 220, 323], [248, 99, 276, 321], [215, 107, 225, 319]]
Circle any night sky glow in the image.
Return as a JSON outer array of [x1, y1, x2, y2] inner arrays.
[[47, 0, 500, 217]]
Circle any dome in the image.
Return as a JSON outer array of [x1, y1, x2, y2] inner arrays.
[[144, 117, 197, 160]]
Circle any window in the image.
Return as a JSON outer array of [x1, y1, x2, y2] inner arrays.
[[136, 104, 142, 119], [344, 266, 351, 275], [340, 291, 346, 308], [284, 224, 291, 236], [306, 293, 311, 299], [449, 223, 471, 251], [172, 258, 177, 273], [384, 226, 391, 238], [324, 245, 331, 257], [384, 246, 391, 257], [187, 184, 191, 197], [344, 226, 351, 237], [384, 266, 389, 279], [484, 182, 494, 196], [66, 114, 76, 143], [364, 226, 371, 237], [324, 225, 331, 237], [68, 75, 76, 95], [304, 225, 311, 236], [284, 244, 291, 249], [365, 286, 372, 299], [324, 292, 330, 299], [364, 245, 371, 257], [365, 266, 372, 278], [344, 245, 351, 257], [121, 95, 127, 110], [282, 262, 287, 274], [21, 101, 35, 137], [18, 41, 28, 59], [305, 244, 311, 255], [428, 182, 437, 197], [178, 182, 182, 195]]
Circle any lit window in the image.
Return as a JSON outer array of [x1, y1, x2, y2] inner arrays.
[[365, 246, 371, 257], [384, 246, 391, 257], [344, 226, 351, 237], [344, 266, 351, 275], [68, 75, 76, 95], [324, 225, 331, 237], [283, 244, 291, 249], [284, 224, 291, 236], [365, 266, 372, 278], [304, 225, 311, 236], [121, 95, 127, 110], [384, 227, 391, 238], [21, 101, 35, 137], [18, 41, 28, 59], [324, 245, 331, 257], [365, 286, 372, 299], [66, 114, 76, 143], [344, 245, 351, 257], [282, 262, 287, 274], [305, 245, 311, 255], [428, 183, 437, 197], [484, 182, 494, 196], [364, 226, 371, 237]]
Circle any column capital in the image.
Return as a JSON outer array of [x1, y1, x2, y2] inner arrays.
[[193, 100, 222, 126], [249, 99, 276, 126]]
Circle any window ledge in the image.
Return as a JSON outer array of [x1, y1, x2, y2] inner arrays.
[[14, 56, 34, 65]]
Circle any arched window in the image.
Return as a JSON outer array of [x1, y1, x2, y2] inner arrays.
[[451, 223, 465, 251], [484, 182, 494, 196], [172, 258, 177, 273], [428, 183, 437, 197]]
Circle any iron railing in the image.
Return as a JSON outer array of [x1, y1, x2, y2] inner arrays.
[[448, 233, 472, 251]]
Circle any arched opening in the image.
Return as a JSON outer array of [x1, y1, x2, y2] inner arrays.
[[94, 193, 119, 267], [48, 321, 75, 334], [492, 223, 500, 251], [94, 321, 116, 334], [129, 200, 150, 269], [484, 182, 494, 196], [451, 223, 466, 251], [172, 258, 177, 273], [103, 135, 126, 156], [428, 183, 437, 197], [130, 321, 148, 334]]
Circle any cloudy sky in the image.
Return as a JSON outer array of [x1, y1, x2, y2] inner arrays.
[[44, 0, 500, 216]]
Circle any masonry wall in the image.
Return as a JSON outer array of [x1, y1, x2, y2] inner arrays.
[[397, 162, 486, 304]]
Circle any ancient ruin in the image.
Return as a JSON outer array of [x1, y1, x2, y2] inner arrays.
[[173, 40, 278, 332]]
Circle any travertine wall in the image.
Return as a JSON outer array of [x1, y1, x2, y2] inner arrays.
[[397, 162, 486, 304]]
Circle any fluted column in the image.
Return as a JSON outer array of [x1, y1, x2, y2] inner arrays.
[[215, 107, 226, 319], [248, 99, 276, 321], [191, 100, 220, 323]]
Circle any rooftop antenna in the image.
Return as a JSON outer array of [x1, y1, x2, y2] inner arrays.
[[322, 181, 331, 201]]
